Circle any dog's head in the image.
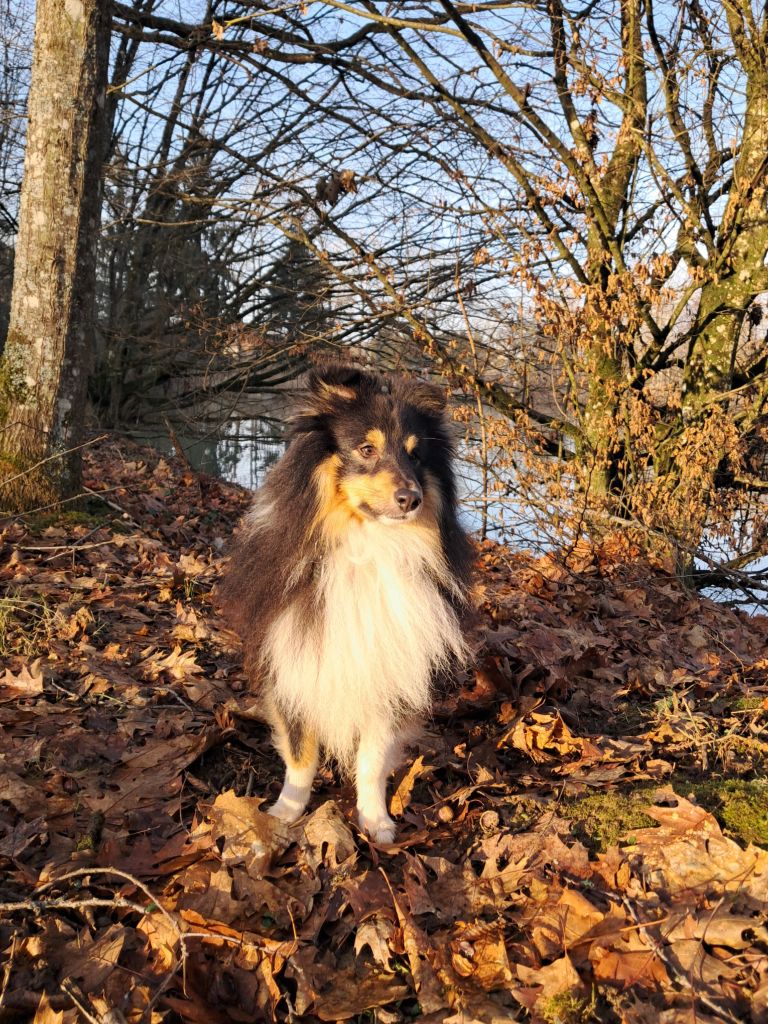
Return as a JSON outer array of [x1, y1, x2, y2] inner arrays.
[[298, 363, 450, 523]]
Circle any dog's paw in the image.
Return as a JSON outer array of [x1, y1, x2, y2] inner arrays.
[[268, 799, 303, 824], [358, 811, 397, 845]]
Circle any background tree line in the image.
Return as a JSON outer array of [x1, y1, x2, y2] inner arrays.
[[1, 0, 767, 601]]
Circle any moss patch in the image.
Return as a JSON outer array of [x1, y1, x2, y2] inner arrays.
[[731, 696, 765, 712], [22, 504, 113, 533], [0, 593, 57, 659], [540, 989, 597, 1023], [562, 779, 768, 852], [0, 350, 31, 428], [561, 786, 659, 852], [688, 779, 768, 847]]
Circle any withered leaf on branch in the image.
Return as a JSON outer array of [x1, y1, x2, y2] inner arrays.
[[315, 169, 357, 206]]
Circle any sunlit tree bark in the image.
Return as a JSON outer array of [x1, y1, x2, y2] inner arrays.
[[0, 0, 110, 510]]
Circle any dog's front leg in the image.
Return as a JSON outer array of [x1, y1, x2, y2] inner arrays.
[[355, 727, 400, 844], [266, 700, 319, 823]]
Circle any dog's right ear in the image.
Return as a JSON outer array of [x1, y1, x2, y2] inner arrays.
[[308, 364, 364, 404]]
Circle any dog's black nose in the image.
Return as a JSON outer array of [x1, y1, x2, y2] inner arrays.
[[395, 488, 422, 513]]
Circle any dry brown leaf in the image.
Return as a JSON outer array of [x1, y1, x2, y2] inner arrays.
[[591, 944, 670, 990], [450, 921, 513, 990], [207, 789, 292, 876], [298, 800, 357, 870], [31, 995, 66, 1024], [354, 917, 395, 968], [502, 710, 584, 762], [391, 754, 434, 816], [514, 953, 584, 1010], [58, 923, 126, 991], [0, 659, 44, 699]]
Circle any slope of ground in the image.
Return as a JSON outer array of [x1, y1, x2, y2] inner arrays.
[[1, 436, 767, 1023]]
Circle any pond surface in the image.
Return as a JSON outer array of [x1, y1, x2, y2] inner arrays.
[[132, 415, 286, 490]]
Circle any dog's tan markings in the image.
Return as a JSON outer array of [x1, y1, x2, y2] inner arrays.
[[365, 428, 385, 450], [319, 381, 356, 402], [265, 697, 318, 768], [340, 468, 401, 513], [312, 454, 365, 539], [405, 434, 419, 454]]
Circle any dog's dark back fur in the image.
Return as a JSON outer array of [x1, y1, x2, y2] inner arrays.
[[220, 365, 473, 679]]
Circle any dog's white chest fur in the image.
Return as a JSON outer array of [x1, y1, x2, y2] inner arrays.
[[263, 518, 465, 762]]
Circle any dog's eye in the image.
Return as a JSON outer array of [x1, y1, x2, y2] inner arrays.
[[407, 447, 420, 463], [358, 444, 376, 459]]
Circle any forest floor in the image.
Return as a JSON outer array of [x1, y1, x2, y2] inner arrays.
[[1, 436, 768, 1024]]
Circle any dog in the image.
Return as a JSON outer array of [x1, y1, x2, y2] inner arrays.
[[220, 364, 473, 842]]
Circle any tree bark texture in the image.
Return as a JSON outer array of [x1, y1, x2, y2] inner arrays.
[[0, 0, 110, 509]]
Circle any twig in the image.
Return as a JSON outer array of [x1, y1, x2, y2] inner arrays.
[[0, 933, 17, 1008], [0, 897, 149, 915], [20, 539, 117, 554], [4, 867, 185, 1016], [162, 416, 196, 475], [59, 978, 103, 1024], [82, 487, 141, 528], [2, 484, 122, 522]]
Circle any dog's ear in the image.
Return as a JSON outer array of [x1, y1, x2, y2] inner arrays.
[[407, 379, 448, 414], [308, 363, 364, 403]]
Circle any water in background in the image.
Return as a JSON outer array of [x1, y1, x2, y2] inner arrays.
[[133, 416, 286, 490]]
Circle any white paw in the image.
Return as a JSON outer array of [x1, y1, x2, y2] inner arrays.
[[268, 799, 303, 823], [358, 811, 397, 844]]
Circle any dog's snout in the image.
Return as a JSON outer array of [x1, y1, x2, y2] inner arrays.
[[395, 487, 422, 513]]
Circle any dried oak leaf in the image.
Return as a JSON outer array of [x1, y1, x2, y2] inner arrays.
[[525, 886, 605, 961], [207, 789, 292, 876], [313, 969, 410, 1021], [625, 790, 768, 901], [297, 800, 357, 871], [500, 710, 584, 762], [0, 659, 44, 699], [449, 921, 513, 990], [140, 645, 204, 681], [31, 995, 65, 1024], [172, 601, 210, 642], [391, 754, 434, 816], [176, 863, 245, 926], [58, 923, 126, 991], [513, 953, 585, 1012], [354, 917, 395, 969], [590, 942, 670, 991]]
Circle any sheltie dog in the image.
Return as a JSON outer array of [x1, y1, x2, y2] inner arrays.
[[220, 364, 473, 842]]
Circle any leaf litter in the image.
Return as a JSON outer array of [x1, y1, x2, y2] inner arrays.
[[0, 437, 767, 1022]]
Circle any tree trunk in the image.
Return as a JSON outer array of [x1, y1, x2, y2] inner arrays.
[[0, 0, 110, 511], [683, 35, 768, 410]]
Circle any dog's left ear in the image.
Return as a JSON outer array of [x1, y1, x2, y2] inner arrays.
[[407, 380, 448, 414]]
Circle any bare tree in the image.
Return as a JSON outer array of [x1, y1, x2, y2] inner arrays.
[[0, 0, 32, 345], [0, 0, 110, 510]]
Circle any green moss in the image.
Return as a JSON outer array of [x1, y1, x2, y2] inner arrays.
[[22, 505, 111, 533], [731, 696, 764, 712], [562, 779, 768, 853], [0, 350, 31, 427], [561, 787, 658, 853], [503, 797, 548, 833], [540, 989, 597, 1024], [688, 779, 768, 847]]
